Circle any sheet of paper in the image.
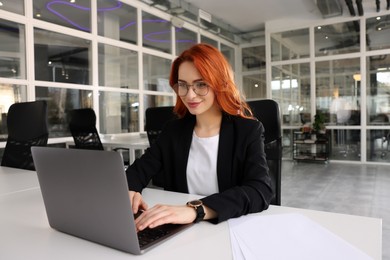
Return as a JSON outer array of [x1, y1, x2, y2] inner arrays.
[[228, 213, 372, 260]]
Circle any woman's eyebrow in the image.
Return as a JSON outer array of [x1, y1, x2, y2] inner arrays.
[[177, 78, 204, 83]]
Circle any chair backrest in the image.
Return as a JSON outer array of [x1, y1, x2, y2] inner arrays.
[[144, 106, 176, 187], [145, 106, 177, 146], [69, 108, 104, 150], [1, 100, 49, 170], [247, 99, 282, 205]]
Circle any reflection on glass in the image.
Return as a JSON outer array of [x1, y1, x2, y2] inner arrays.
[[0, 0, 24, 14], [35, 86, 92, 138], [143, 54, 172, 92], [0, 19, 26, 79], [34, 28, 91, 85], [315, 21, 360, 56], [282, 129, 294, 159], [329, 129, 360, 161], [221, 44, 235, 70], [366, 14, 390, 51], [143, 94, 174, 122], [316, 58, 360, 125], [99, 91, 139, 134], [98, 43, 138, 89], [0, 84, 27, 140], [97, 0, 137, 45], [242, 46, 265, 72], [271, 28, 309, 61], [367, 55, 390, 124], [175, 27, 197, 55], [200, 36, 218, 48], [367, 129, 390, 162], [33, 0, 91, 32], [243, 74, 266, 99], [272, 63, 310, 126], [142, 11, 171, 53]]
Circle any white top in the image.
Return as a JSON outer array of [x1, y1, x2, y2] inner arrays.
[[186, 132, 219, 196]]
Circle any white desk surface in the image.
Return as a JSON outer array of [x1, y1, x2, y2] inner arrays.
[[0, 167, 382, 260], [0, 166, 39, 196]]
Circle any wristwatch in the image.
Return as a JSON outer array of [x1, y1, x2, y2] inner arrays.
[[186, 199, 205, 223]]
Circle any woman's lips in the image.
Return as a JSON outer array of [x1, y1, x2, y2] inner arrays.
[[187, 102, 200, 109]]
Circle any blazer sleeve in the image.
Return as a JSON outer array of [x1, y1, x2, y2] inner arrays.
[[201, 119, 274, 223]]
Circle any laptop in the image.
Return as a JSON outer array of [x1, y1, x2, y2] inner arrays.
[[31, 147, 192, 255]]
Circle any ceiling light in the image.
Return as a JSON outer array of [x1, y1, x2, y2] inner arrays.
[[0, 2, 3, 7], [376, 16, 381, 20], [317, 26, 322, 30]]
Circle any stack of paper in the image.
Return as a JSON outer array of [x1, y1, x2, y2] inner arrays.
[[228, 213, 372, 260]]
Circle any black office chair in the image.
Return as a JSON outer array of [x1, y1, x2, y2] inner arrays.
[[68, 108, 130, 164], [145, 106, 177, 186], [1, 100, 49, 171], [69, 108, 104, 151], [247, 99, 282, 206]]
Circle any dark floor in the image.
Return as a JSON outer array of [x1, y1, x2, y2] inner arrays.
[[281, 160, 390, 260]]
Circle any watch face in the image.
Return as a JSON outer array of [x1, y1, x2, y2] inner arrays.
[[189, 200, 202, 207]]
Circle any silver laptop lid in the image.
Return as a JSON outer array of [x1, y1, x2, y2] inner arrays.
[[31, 147, 141, 254]]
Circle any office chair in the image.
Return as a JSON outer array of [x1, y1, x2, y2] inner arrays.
[[1, 100, 49, 171], [247, 99, 282, 206], [68, 108, 130, 164], [144, 106, 177, 187], [69, 108, 105, 151]]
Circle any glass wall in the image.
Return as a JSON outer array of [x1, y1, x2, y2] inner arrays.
[[270, 14, 390, 163], [0, 0, 237, 153]]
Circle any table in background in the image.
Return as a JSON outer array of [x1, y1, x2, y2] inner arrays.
[[66, 134, 150, 164], [0, 167, 382, 259]]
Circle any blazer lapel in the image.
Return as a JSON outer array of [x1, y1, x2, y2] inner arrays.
[[217, 115, 234, 191]]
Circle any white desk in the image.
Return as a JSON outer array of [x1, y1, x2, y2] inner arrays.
[[0, 167, 382, 260], [0, 166, 39, 196], [66, 134, 150, 164]]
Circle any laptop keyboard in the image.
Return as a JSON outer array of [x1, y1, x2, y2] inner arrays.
[[137, 227, 171, 248]]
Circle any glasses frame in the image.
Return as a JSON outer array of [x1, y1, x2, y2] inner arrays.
[[174, 81, 210, 97]]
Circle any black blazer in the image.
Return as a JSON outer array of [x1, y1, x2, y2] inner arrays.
[[126, 113, 274, 223]]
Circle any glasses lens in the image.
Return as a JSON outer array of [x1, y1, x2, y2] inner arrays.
[[194, 82, 209, 96], [177, 83, 188, 96]]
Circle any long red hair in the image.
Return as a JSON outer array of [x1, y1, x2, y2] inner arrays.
[[169, 43, 253, 119]]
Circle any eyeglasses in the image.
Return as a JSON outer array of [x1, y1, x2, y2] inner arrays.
[[175, 81, 209, 97]]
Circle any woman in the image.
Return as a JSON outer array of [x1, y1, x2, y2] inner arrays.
[[126, 43, 273, 231]]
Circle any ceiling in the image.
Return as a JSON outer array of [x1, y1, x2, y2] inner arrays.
[[182, 0, 389, 35]]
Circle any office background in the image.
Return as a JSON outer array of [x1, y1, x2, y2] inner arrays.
[[0, 0, 389, 258], [1, 0, 390, 164]]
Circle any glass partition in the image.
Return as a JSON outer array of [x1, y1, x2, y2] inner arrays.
[[271, 28, 309, 61], [143, 53, 172, 92], [33, 0, 91, 32], [329, 129, 361, 161], [272, 63, 310, 126], [34, 28, 91, 85], [99, 91, 139, 134], [35, 86, 92, 138], [367, 54, 390, 123], [0, 84, 27, 141], [175, 27, 197, 55], [0, 0, 24, 14], [315, 21, 360, 56], [97, 0, 137, 45], [98, 43, 138, 89], [315, 58, 360, 126], [142, 11, 171, 53], [366, 14, 390, 51], [0, 19, 26, 79], [221, 44, 235, 70], [200, 35, 218, 48]]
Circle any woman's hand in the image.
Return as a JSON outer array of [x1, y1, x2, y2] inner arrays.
[[134, 204, 197, 231], [128, 191, 148, 214]]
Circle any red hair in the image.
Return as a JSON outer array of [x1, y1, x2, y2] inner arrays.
[[169, 43, 253, 119]]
